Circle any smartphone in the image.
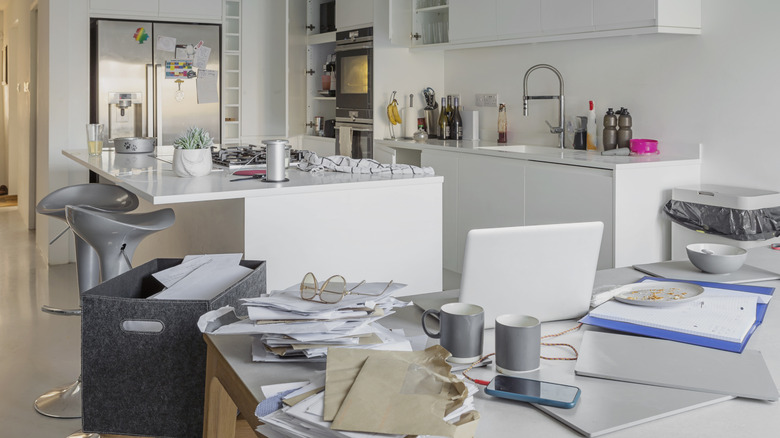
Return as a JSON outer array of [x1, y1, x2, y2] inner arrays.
[[485, 375, 581, 409]]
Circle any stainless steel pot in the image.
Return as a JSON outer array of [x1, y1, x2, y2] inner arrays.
[[114, 137, 156, 154]]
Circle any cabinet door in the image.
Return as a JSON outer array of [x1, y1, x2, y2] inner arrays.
[[593, 0, 656, 31], [449, 0, 496, 43], [89, 0, 159, 17], [336, 0, 374, 30], [159, 0, 223, 20], [541, 0, 594, 35], [496, 0, 542, 39], [525, 161, 614, 269], [422, 150, 459, 272], [456, 154, 525, 273]]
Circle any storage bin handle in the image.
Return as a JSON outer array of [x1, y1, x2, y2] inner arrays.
[[121, 319, 165, 334]]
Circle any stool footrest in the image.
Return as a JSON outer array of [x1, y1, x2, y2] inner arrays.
[[41, 305, 81, 316]]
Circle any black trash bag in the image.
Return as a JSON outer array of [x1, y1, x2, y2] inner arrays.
[[663, 200, 780, 241]]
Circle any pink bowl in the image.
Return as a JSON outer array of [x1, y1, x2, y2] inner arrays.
[[630, 139, 658, 154]]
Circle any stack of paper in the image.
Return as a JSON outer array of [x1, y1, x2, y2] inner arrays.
[[149, 253, 252, 300], [256, 346, 480, 438], [204, 281, 412, 361]]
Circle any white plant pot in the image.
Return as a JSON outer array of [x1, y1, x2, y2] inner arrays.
[[172, 148, 212, 177]]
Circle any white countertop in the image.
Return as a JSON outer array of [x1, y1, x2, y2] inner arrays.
[[64, 149, 443, 205], [376, 138, 701, 170]]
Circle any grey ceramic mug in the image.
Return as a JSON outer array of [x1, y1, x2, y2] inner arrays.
[[422, 302, 484, 363], [495, 314, 541, 374]]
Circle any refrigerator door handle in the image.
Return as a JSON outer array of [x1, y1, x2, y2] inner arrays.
[[154, 64, 163, 148], [146, 64, 154, 139]]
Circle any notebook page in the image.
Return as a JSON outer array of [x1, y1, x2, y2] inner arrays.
[[589, 295, 757, 343]]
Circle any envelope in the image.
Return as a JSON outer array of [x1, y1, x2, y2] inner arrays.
[[324, 345, 480, 437]]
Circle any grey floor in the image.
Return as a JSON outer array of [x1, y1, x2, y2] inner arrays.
[[0, 206, 84, 436]]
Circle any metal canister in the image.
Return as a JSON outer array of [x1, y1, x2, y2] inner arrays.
[[263, 139, 290, 182], [424, 109, 439, 138]]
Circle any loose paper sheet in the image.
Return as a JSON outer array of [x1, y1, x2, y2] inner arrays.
[[194, 45, 211, 69], [157, 36, 176, 52], [196, 69, 219, 103]]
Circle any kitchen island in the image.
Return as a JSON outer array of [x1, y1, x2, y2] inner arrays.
[[63, 149, 443, 295], [375, 139, 702, 271]]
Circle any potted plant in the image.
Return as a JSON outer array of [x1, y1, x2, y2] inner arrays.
[[172, 127, 214, 177]]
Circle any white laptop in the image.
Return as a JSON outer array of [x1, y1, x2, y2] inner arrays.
[[459, 222, 603, 329]]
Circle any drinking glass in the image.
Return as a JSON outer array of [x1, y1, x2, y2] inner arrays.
[[86, 124, 104, 156]]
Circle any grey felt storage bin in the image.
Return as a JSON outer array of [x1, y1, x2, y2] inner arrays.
[[81, 258, 265, 438]]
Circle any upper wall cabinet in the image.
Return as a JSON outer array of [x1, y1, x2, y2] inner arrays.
[[421, 0, 700, 49], [89, 0, 223, 22], [336, 0, 374, 30]]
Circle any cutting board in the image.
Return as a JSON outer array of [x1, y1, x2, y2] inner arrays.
[[632, 260, 780, 284]]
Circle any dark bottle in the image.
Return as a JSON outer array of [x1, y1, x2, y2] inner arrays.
[[617, 107, 633, 149], [438, 97, 450, 140], [602, 108, 618, 150], [450, 97, 463, 140], [446, 95, 454, 123], [498, 103, 507, 143]]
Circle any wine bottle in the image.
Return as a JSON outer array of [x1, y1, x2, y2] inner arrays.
[[446, 95, 453, 124], [450, 97, 463, 140], [438, 97, 450, 140]]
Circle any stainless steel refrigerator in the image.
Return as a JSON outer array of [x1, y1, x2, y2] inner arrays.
[[90, 19, 221, 147]]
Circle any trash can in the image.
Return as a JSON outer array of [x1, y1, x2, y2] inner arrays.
[[665, 184, 780, 260]]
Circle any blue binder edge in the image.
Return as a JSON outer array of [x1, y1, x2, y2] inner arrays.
[[580, 277, 774, 353]]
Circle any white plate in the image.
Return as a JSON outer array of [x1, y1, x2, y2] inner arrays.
[[613, 282, 704, 307]]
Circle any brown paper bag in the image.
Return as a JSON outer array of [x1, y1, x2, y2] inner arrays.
[[324, 345, 479, 437]]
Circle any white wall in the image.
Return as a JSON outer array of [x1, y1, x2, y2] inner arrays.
[[443, 0, 780, 191]]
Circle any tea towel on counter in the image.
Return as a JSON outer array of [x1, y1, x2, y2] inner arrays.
[[297, 151, 435, 175]]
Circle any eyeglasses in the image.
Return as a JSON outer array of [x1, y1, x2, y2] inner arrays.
[[299, 272, 393, 304]]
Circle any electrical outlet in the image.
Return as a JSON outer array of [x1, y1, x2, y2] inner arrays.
[[475, 93, 498, 107]]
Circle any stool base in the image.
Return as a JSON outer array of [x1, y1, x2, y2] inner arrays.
[[34, 378, 82, 419]]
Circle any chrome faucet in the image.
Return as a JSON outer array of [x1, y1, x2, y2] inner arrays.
[[523, 64, 565, 149]]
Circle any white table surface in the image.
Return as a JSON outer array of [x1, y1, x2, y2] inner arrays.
[[206, 248, 780, 437], [63, 149, 442, 205]]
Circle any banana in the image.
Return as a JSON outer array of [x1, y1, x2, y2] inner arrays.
[[391, 100, 401, 125], [387, 91, 402, 126], [387, 99, 401, 125]]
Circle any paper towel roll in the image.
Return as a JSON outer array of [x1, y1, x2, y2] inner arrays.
[[403, 107, 419, 138]]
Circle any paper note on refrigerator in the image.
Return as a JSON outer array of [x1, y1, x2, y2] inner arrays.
[[193, 45, 211, 69], [196, 69, 219, 104], [157, 36, 176, 52]]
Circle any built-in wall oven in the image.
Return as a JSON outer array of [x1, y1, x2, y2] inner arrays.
[[334, 27, 373, 159]]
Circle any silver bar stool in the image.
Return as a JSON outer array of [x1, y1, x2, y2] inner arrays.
[[65, 206, 175, 282], [34, 184, 139, 420]]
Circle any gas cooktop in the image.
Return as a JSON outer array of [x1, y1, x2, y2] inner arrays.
[[212, 145, 304, 169]]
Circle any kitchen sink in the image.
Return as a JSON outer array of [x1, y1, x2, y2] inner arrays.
[[478, 145, 563, 154]]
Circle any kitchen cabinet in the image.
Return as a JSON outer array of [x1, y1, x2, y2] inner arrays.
[[593, 0, 701, 32], [159, 0, 223, 21], [89, 0, 222, 21], [336, 0, 374, 30], [389, 0, 449, 48], [395, 0, 699, 51], [302, 0, 338, 151], [221, 0, 241, 145], [421, 150, 459, 272], [379, 139, 702, 270], [449, 0, 495, 43], [541, 0, 594, 35], [455, 153, 526, 273], [525, 161, 614, 268], [496, 0, 542, 40]]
